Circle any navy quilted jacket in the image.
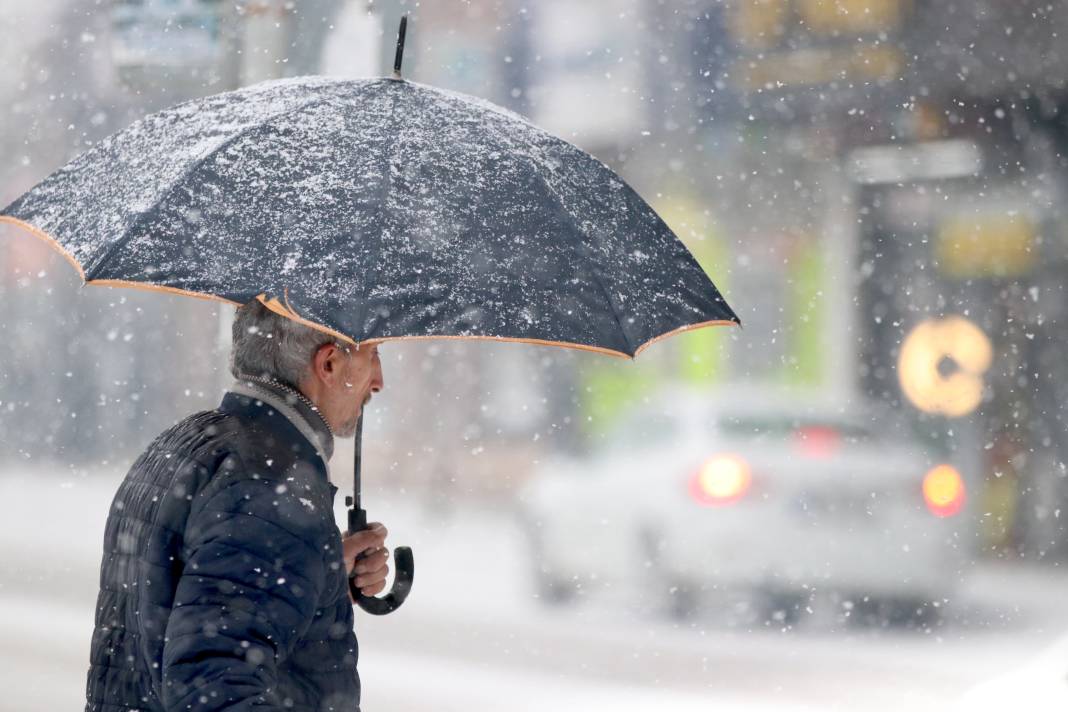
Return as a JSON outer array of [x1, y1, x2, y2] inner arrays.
[[85, 382, 360, 711]]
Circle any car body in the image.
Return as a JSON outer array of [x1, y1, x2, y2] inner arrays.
[[517, 386, 973, 621]]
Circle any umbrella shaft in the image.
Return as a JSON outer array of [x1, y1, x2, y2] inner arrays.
[[352, 411, 363, 511], [393, 16, 408, 77]]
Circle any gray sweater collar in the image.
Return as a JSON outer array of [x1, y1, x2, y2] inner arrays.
[[229, 376, 335, 465]]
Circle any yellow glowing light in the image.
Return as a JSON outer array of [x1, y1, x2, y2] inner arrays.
[[923, 464, 965, 517], [898, 316, 993, 417], [693, 455, 752, 505]]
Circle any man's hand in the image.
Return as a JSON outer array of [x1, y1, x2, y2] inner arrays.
[[343, 522, 390, 602]]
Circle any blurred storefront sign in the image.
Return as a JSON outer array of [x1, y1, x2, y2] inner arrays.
[[872, 178, 1044, 283], [711, 0, 1068, 128], [727, 0, 908, 94], [730, 0, 907, 50], [742, 0, 907, 40], [734, 45, 903, 94], [935, 213, 1038, 281], [847, 140, 983, 185]]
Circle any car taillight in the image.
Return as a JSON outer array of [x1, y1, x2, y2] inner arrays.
[[794, 426, 841, 459], [923, 464, 965, 517], [690, 455, 751, 506]]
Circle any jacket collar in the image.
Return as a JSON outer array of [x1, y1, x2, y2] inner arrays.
[[225, 375, 335, 466]]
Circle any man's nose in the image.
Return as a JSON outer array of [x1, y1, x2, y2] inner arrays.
[[370, 362, 384, 393]]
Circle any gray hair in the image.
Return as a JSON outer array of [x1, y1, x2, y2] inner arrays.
[[229, 300, 343, 386]]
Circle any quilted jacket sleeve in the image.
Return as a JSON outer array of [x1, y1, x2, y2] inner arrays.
[[161, 456, 329, 711]]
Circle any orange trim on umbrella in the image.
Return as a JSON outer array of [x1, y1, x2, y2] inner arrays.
[[0, 215, 87, 280], [261, 291, 739, 359], [92, 279, 243, 306], [2, 215, 740, 359], [256, 289, 638, 358], [256, 291, 361, 347], [355, 332, 634, 359], [633, 318, 741, 357], [1, 215, 245, 307]]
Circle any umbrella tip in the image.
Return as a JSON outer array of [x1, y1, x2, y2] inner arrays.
[[391, 15, 408, 81]]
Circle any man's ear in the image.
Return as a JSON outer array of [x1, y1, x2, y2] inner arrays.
[[311, 342, 339, 382]]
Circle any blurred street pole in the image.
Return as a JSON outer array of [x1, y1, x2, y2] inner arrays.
[[823, 163, 860, 405]]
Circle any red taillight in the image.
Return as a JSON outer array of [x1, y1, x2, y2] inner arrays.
[[923, 464, 965, 517], [690, 455, 751, 506], [794, 426, 841, 459]]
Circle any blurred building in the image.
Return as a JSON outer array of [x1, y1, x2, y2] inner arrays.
[[490, 0, 1068, 557], [683, 0, 1068, 559]]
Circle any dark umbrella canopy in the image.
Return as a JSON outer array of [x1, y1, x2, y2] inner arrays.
[[1, 76, 739, 357]]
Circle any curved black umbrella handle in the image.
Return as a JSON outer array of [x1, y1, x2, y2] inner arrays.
[[347, 506, 414, 615]]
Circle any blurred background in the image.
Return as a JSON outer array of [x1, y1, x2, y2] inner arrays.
[[2, 0, 1068, 709]]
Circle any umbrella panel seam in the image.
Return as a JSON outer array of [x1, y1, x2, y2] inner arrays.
[[530, 161, 635, 356], [351, 83, 404, 342], [83, 94, 340, 283]]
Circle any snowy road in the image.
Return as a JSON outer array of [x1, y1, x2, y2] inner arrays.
[[1, 472, 1066, 711]]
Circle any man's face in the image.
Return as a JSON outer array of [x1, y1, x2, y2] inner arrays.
[[323, 343, 383, 438]]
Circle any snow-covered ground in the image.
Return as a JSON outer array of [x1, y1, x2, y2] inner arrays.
[[1, 469, 1067, 711], [954, 631, 1068, 711]]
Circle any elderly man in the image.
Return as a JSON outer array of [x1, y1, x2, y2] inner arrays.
[[85, 299, 389, 711]]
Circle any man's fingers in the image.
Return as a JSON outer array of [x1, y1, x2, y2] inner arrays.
[[343, 537, 388, 565], [354, 522, 388, 546], [343, 522, 388, 552], [348, 582, 385, 602], [352, 547, 389, 574], [344, 532, 386, 552], [359, 580, 387, 597], [354, 563, 389, 590], [346, 553, 390, 602], [342, 522, 391, 585]]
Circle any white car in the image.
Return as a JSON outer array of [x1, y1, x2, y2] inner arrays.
[[517, 387, 973, 625]]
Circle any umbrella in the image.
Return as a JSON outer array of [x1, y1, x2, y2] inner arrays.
[[0, 18, 740, 614]]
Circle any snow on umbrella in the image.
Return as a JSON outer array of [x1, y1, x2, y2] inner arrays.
[[0, 78, 738, 356], [0, 22, 739, 614]]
